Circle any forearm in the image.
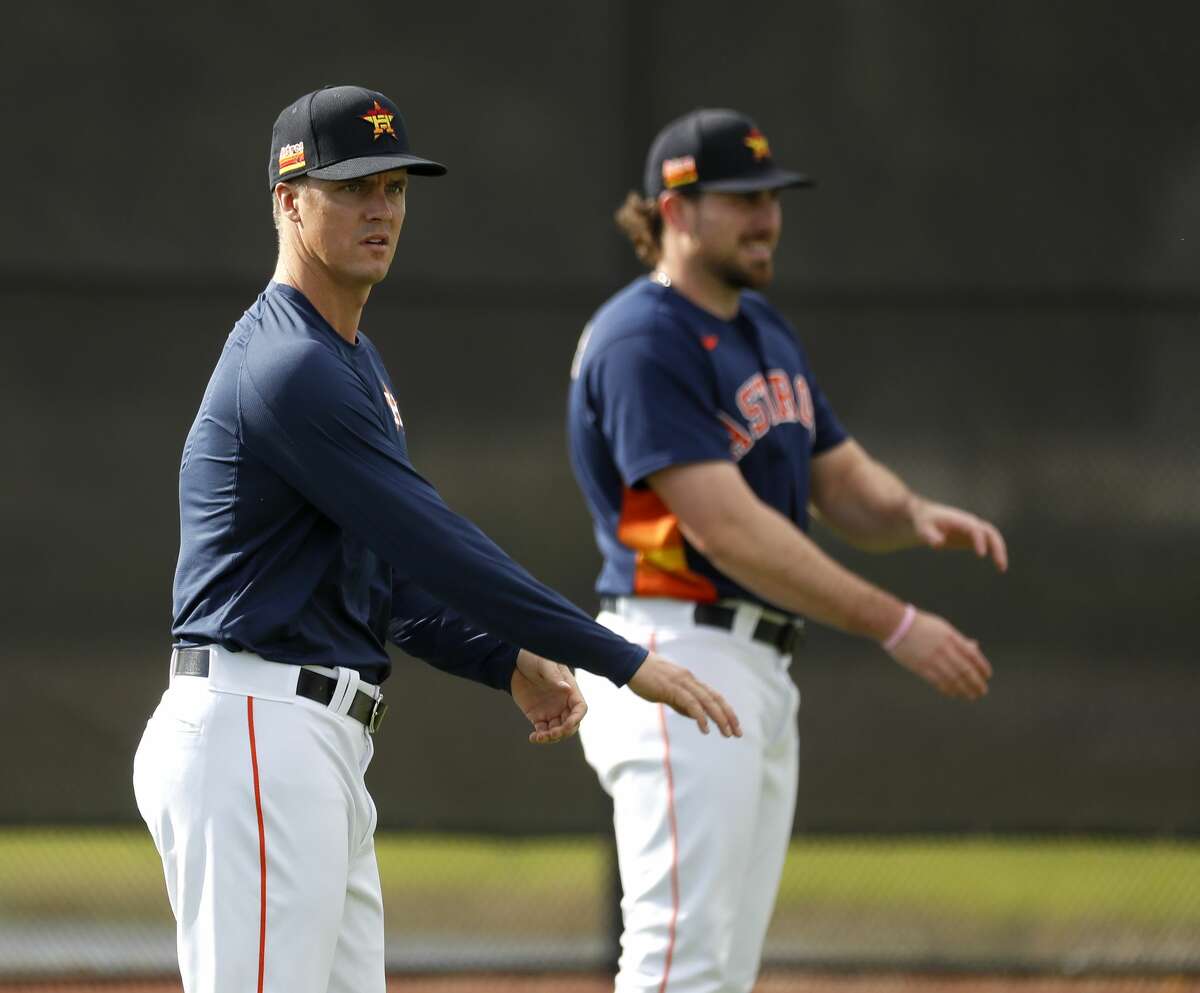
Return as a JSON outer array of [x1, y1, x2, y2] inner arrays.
[[680, 501, 907, 641], [812, 444, 923, 551]]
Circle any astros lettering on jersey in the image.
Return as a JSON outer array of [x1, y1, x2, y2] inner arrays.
[[569, 276, 846, 605]]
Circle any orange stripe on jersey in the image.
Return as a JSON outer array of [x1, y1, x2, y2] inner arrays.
[[617, 487, 718, 602]]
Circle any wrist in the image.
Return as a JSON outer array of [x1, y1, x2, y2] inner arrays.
[[882, 603, 917, 651], [903, 492, 925, 531]]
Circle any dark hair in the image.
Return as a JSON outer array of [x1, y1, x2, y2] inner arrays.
[[614, 191, 663, 268]]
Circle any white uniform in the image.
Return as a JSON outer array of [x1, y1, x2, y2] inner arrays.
[[133, 645, 386, 993], [576, 598, 801, 993]]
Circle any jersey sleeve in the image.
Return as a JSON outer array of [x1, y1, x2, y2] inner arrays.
[[237, 337, 647, 686], [809, 371, 848, 455], [388, 575, 519, 693], [586, 328, 732, 486]]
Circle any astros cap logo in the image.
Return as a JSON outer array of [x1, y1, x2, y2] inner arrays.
[[744, 128, 771, 161], [360, 100, 399, 141]]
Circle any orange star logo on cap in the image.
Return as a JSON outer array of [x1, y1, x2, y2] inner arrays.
[[361, 100, 398, 141], [744, 129, 771, 161]]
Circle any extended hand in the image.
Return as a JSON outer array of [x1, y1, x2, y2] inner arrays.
[[627, 653, 742, 737], [912, 500, 1008, 572], [511, 650, 588, 745], [885, 610, 993, 700]]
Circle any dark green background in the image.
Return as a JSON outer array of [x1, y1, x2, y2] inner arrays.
[[2, 1, 1196, 832]]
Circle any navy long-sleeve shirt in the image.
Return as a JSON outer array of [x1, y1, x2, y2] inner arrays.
[[172, 281, 647, 687]]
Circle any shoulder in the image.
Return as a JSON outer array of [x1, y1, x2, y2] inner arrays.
[[739, 290, 791, 335], [579, 279, 700, 371], [240, 307, 357, 412], [741, 290, 811, 357]]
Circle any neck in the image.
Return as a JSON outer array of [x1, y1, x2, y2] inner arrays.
[[655, 253, 740, 321], [272, 250, 369, 344]]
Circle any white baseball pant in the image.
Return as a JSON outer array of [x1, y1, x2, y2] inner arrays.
[[577, 597, 801, 993], [132, 645, 386, 993]]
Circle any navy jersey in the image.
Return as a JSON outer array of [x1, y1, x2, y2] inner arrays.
[[567, 277, 847, 608], [173, 281, 646, 687]]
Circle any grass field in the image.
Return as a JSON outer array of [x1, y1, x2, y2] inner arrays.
[[1, 829, 1197, 973]]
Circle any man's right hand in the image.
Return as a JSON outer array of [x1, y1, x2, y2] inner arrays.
[[627, 653, 743, 737], [885, 610, 993, 700]]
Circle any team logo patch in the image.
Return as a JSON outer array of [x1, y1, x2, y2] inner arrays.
[[662, 155, 699, 188], [382, 384, 403, 429], [743, 129, 771, 161], [361, 100, 399, 141], [277, 142, 306, 175]]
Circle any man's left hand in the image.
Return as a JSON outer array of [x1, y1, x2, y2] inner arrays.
[[511, 650, 588, 745], [911, 500, 1008, 572]]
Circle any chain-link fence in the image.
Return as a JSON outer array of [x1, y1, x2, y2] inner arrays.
[[3, 829, 1198, 981], [4, 1, 1199, 987]]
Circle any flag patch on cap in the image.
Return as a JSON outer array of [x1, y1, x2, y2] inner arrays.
[[662, 155, 699, 188], [278, 142, 306, 175]]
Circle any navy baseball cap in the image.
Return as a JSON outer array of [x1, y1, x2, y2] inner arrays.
[[643, 108, 812, 198], [268, 85, 447, 190]]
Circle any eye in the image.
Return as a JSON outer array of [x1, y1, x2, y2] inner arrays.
[[387, 183, 407, 196], [343, 181, 363, 193]]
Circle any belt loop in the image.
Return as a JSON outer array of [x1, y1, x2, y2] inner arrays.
[[731, 603, 762, 642], [328, 667, 360, 717]]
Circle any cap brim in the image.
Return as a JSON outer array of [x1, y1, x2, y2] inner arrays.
[[696, 168, 813, 193], [306, 154, 447, 180]]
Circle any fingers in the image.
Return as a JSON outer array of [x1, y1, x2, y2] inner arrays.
[[629, 657, 742, 738], [933, 635, 992, 701], [515, 656, 588, 745], [984, 522, 1009, 572], [675, 690, 710, 735], [919, 520, 946, 548], [930, 508, 1008, 573], [697, 681, 741, 738], [669, 673, 742, 738], [964, 516, 1007, 572], [528, 694, 587, 744], [891, 614, 993, 702]]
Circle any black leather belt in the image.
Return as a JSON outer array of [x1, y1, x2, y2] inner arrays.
[[173, 647, 388, 733], [600, 597, 804, 657]]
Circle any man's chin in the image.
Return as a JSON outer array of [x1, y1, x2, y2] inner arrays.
[[719, 261, 773, 292], [339, 262, 393, 289]]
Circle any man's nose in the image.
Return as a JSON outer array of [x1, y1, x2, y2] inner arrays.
[[365, 188, 394, 220]]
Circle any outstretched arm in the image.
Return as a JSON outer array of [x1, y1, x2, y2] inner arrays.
[[392, 579, 740, 742], [809, 440, 1008, 571], [649, 460, 993, 700], [513, 648, 742, 743]]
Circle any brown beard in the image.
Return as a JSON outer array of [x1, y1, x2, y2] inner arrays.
[[711, 256, 774, 292]]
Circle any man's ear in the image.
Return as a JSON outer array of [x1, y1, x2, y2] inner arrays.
[[275, 182, 303, 223], [658, 190, 695, 236]]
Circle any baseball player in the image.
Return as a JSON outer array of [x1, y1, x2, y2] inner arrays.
[[567, 108, 1007, 993], [131, 85, 741, 993]]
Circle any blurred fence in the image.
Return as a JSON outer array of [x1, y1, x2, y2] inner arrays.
[[4, 0, 1200, 983], [2, 293, 1197, 980], [2, 829, 1198, 981]]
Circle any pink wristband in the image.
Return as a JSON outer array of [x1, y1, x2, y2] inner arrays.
[[882, 604, 917, 651]]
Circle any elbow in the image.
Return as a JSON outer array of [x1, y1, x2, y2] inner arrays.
[[678, 514, 744, 570]]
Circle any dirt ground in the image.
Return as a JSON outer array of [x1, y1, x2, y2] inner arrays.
[[3, 973, 1199, 992]]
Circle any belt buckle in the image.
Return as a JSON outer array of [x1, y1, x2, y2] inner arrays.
[[368, 697, 388, 734]]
